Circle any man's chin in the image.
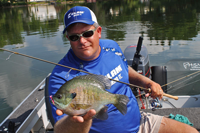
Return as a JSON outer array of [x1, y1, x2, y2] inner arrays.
[[78, 54, 95, 61]]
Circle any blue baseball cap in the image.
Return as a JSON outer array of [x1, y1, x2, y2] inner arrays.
[[63, 6, 98, 34]]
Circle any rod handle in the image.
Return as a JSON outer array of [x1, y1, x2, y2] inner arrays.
[[147, 88, 179, 100], [163, 93, 179, 100]]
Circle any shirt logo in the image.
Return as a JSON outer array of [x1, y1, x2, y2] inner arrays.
[[106, 64, 123, 85], [68, 11, 84, 19]]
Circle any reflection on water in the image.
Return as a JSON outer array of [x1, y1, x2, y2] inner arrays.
[[29, 6, 57, 21], [0, 0, 200, 123]]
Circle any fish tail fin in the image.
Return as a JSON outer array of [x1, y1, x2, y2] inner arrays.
[[114, 95, 130, 115]]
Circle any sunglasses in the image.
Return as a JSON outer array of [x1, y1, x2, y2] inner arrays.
[[67, 27, 97, 42]]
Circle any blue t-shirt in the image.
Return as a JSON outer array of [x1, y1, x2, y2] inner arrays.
[[49, 39, 141, 133]]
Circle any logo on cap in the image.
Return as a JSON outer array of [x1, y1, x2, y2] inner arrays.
[[68, 11, 84, 19]]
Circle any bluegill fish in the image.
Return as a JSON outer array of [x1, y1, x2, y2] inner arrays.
[[51, 74, 129, 120]]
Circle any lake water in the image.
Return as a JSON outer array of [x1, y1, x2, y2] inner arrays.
[[0, 0, 200, 123]]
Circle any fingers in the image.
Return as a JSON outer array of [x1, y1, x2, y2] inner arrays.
[[56, 109, 96, 122], [72, 109, 96, 123], [83, 109, 96, 121], [158, 89, 163, 100], [56, 109, 64, 116], [72, 115, 84, 123], [56, 109, 95, 123], [148, 82, 163, 100]]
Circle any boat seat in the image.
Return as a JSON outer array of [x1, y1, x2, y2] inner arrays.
[[45, 74, 55, 127]]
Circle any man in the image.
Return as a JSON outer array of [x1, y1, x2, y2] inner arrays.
[[49, 6, 198, 133]]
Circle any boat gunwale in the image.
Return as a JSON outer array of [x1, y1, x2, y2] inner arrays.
[[0, 74, 50, 127]]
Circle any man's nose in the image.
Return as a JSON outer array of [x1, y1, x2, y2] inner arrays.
[[79, 36, 87, 44]]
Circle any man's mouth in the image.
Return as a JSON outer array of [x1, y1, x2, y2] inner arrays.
[[80, 46, 90, 49]]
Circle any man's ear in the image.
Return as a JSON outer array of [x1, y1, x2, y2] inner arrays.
[[97, 26, 102, 39]]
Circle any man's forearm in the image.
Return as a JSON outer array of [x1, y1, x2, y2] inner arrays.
[[54, 116, 92, 133], [128, 66, 152, 87]]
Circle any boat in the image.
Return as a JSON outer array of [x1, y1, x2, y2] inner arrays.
[[0, 73, 54, 133], [124, 37, 200, 131], [0, 37, 200, 132]]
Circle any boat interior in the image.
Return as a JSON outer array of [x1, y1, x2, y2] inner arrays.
[[0, 73, 199, 133]]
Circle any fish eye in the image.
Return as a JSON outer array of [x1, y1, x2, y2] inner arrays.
[[72, 92, 76, 99], [57, 94, 62, 99]]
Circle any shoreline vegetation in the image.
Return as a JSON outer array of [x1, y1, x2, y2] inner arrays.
[[0, 0, 85, 8]]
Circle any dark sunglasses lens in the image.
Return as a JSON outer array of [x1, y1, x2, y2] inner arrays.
[[69, 35, 79, 41], [83, 31, 94, 38]]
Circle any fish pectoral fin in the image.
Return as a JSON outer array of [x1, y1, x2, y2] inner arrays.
[[94, 106, 108, 120]]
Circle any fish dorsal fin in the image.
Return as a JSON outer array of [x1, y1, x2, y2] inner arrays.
[[89, 74, 111, 90], [75, 74, 111, 90]]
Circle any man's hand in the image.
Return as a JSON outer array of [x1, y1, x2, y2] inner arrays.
[[54, 109, 96, 133], [56, 109, 96, 123], [145, 81, 163, 100], [128, 66, 163, 100]]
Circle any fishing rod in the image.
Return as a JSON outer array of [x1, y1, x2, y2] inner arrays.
[[0, 48, 179, 100]]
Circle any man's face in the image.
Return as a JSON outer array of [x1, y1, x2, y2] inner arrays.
[[67, 23, 102, 61]]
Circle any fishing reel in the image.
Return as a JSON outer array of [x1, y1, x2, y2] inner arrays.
[[149, 98, 162, 111]]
